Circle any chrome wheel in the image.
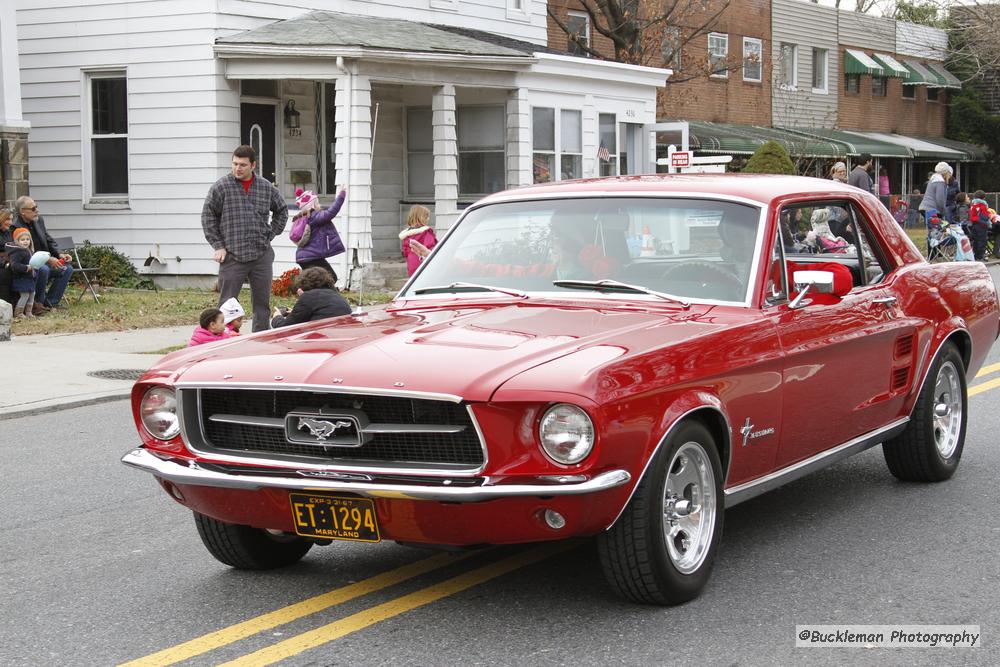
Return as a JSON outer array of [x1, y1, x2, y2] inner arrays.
[[662, 441, 717, 574], [932, 360, 963, 458]]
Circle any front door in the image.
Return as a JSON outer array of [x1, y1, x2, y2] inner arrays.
[[773, 200, 914, 467], [240, 103, 277, 183]]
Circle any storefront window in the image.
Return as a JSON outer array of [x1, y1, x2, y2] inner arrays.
[[598, 113, 617, 177]]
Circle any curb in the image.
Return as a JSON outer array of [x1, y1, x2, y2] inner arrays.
[[0, 391, 131, 421]]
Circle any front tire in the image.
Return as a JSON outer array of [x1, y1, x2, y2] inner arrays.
[[194, 512, 313, 569], [597, 421, 724, 605], [882, 341, 967, 482]]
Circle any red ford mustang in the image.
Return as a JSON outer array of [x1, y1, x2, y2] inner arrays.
[[124, 174, 999, 604]]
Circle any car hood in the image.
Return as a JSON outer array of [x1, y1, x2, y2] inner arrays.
[[148, 300, 720, 401]]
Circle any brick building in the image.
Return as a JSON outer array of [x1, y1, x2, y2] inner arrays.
[[547, 0, 985, 193]]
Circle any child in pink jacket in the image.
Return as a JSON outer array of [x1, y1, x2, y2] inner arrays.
[[399, 205, 438, 276], [188, 308, 227, 347]]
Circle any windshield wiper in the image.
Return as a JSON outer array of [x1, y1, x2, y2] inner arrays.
[[552, 279, 691, 309], [412, 282, 528, 298]]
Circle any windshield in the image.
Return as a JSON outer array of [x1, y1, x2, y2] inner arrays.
[[402, 197, 764, 304]]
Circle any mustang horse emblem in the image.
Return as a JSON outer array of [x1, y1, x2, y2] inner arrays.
[[297, 417, 353, 441]]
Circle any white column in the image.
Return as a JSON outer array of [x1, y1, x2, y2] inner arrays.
[[506, 88, 531, 188], [335, 73, 373, 270], [432, 84, 459, 232], [582, 94, 597, 178], [0, 1, 28, 129]]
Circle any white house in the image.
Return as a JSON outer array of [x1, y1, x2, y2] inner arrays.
[[15, 0, 669, 286]]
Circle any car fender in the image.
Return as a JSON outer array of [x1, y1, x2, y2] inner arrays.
[[602, 391, 732, 531], [905, 320, 972, 418]]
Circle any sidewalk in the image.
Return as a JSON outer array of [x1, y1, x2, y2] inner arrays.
[[0, 325, 190, 419]]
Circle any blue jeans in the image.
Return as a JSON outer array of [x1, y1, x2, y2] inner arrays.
[[34, 262, 74, 306]]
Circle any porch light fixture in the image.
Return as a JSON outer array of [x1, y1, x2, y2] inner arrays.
[[284, 99, 301, 129]]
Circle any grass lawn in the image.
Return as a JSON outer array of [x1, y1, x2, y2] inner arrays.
[[10, 286, 394, 337], [905, 227, 928, 254]]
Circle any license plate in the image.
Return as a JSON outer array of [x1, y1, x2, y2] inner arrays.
[[289, 494, 381, 542]]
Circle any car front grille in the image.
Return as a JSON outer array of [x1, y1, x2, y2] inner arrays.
[[181, 388, 485, 471]]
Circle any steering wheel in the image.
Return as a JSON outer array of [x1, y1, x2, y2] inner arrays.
[[660, 261, 744, 300]]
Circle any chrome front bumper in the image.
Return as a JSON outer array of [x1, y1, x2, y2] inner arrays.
[[121, 448, 631, 502]]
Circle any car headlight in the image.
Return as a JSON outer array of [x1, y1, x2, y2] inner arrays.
[[539, 404, 595, 465], [140, 386, 180, 440]]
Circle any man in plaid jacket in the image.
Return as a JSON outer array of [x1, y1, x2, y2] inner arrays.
[[202, 145, 288, 332]]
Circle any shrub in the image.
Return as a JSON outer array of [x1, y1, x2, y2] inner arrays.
[[75, 241, 154, 289], [743, 141, 796, 175], [272, 267, 300, 296]]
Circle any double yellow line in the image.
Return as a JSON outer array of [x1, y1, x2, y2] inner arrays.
[[121, 542, 574, 667], [970, 360, 1000, 397]]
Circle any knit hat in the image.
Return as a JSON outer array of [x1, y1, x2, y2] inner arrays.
[[293, 188, 319, 213], [13, 227, 31, 242], [934, 161, 953, 175], [810, 208, 830, 226], [220, 297, 245, 324]]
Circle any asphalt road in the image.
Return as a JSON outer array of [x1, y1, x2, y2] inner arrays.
[[2, 346, 999, 666]]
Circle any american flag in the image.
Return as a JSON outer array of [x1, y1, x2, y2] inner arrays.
[[597, 143, 611, 162]]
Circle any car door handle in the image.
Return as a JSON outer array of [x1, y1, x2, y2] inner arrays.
[[873, 296, 897, 308]]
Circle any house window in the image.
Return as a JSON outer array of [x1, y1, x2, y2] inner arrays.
[[902, 85, 916, 100], [322, 83, 337, 194], [566, 11, 590, 56], [872, 76, 887, 97], [709, 33, 728, 78], [532, 107, 583, 183], [87, 72, 128, 197], [662, 26, 681, 69], [506, 0, 530, 21], [598, 113, 618, 176], [406, 107, 433, 197], [927, 87, 939, 101], [779, 43, 797, 88], [845, 73, 860, 94], [812, 48, 828, 92], [743, 38, 762, 82], [457, 106, 506, 197]]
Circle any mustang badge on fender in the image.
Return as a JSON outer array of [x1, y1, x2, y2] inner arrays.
[[298, 417, 353, 441], [740, 417, 775, 447]]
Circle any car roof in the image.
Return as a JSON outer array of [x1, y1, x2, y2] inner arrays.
[[476, 173, 864, 208]]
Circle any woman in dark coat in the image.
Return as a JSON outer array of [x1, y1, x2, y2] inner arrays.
[[270, 266, 352, 328]]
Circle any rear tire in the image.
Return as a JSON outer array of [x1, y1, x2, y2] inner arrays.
[[194, 512, 313, 569], [597, 421, 724, 605], [882, 342, 967, 482]]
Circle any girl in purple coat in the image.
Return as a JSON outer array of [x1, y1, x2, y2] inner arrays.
[[400, 205, 438, 276], [288, 188, 346, 282]]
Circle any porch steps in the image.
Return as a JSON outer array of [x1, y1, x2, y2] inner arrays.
[[350, 259, 409, 294]]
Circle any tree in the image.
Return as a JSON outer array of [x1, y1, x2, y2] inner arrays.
[[548, 0, 735, 83], [743, 141, 796, 175]]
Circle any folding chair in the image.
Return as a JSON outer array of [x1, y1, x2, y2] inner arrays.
[[51, 236, 100, 303]]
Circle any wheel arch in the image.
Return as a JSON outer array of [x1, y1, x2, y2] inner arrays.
[[908, 325, 971, 419], [604, 400, 732, 530]]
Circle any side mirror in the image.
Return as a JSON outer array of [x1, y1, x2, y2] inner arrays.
[[793, 270, 835, 294], [789, 270, 835, 309]]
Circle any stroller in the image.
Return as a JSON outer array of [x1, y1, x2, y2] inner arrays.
[[927, 215, 973, 262]]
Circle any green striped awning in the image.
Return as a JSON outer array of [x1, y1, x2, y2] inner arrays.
[[917, 136, 989, 161], [872, 53, 908, 78], [685, 121, 846, 157], [923, 62, 962, 89], [901, 59, 937, 86], [844, 49, 883, 76], [783, 127, 911, 158]]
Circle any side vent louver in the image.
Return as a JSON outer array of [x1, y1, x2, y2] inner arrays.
[[892, 367, 910, 391], [894, 335, 914, 359]]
